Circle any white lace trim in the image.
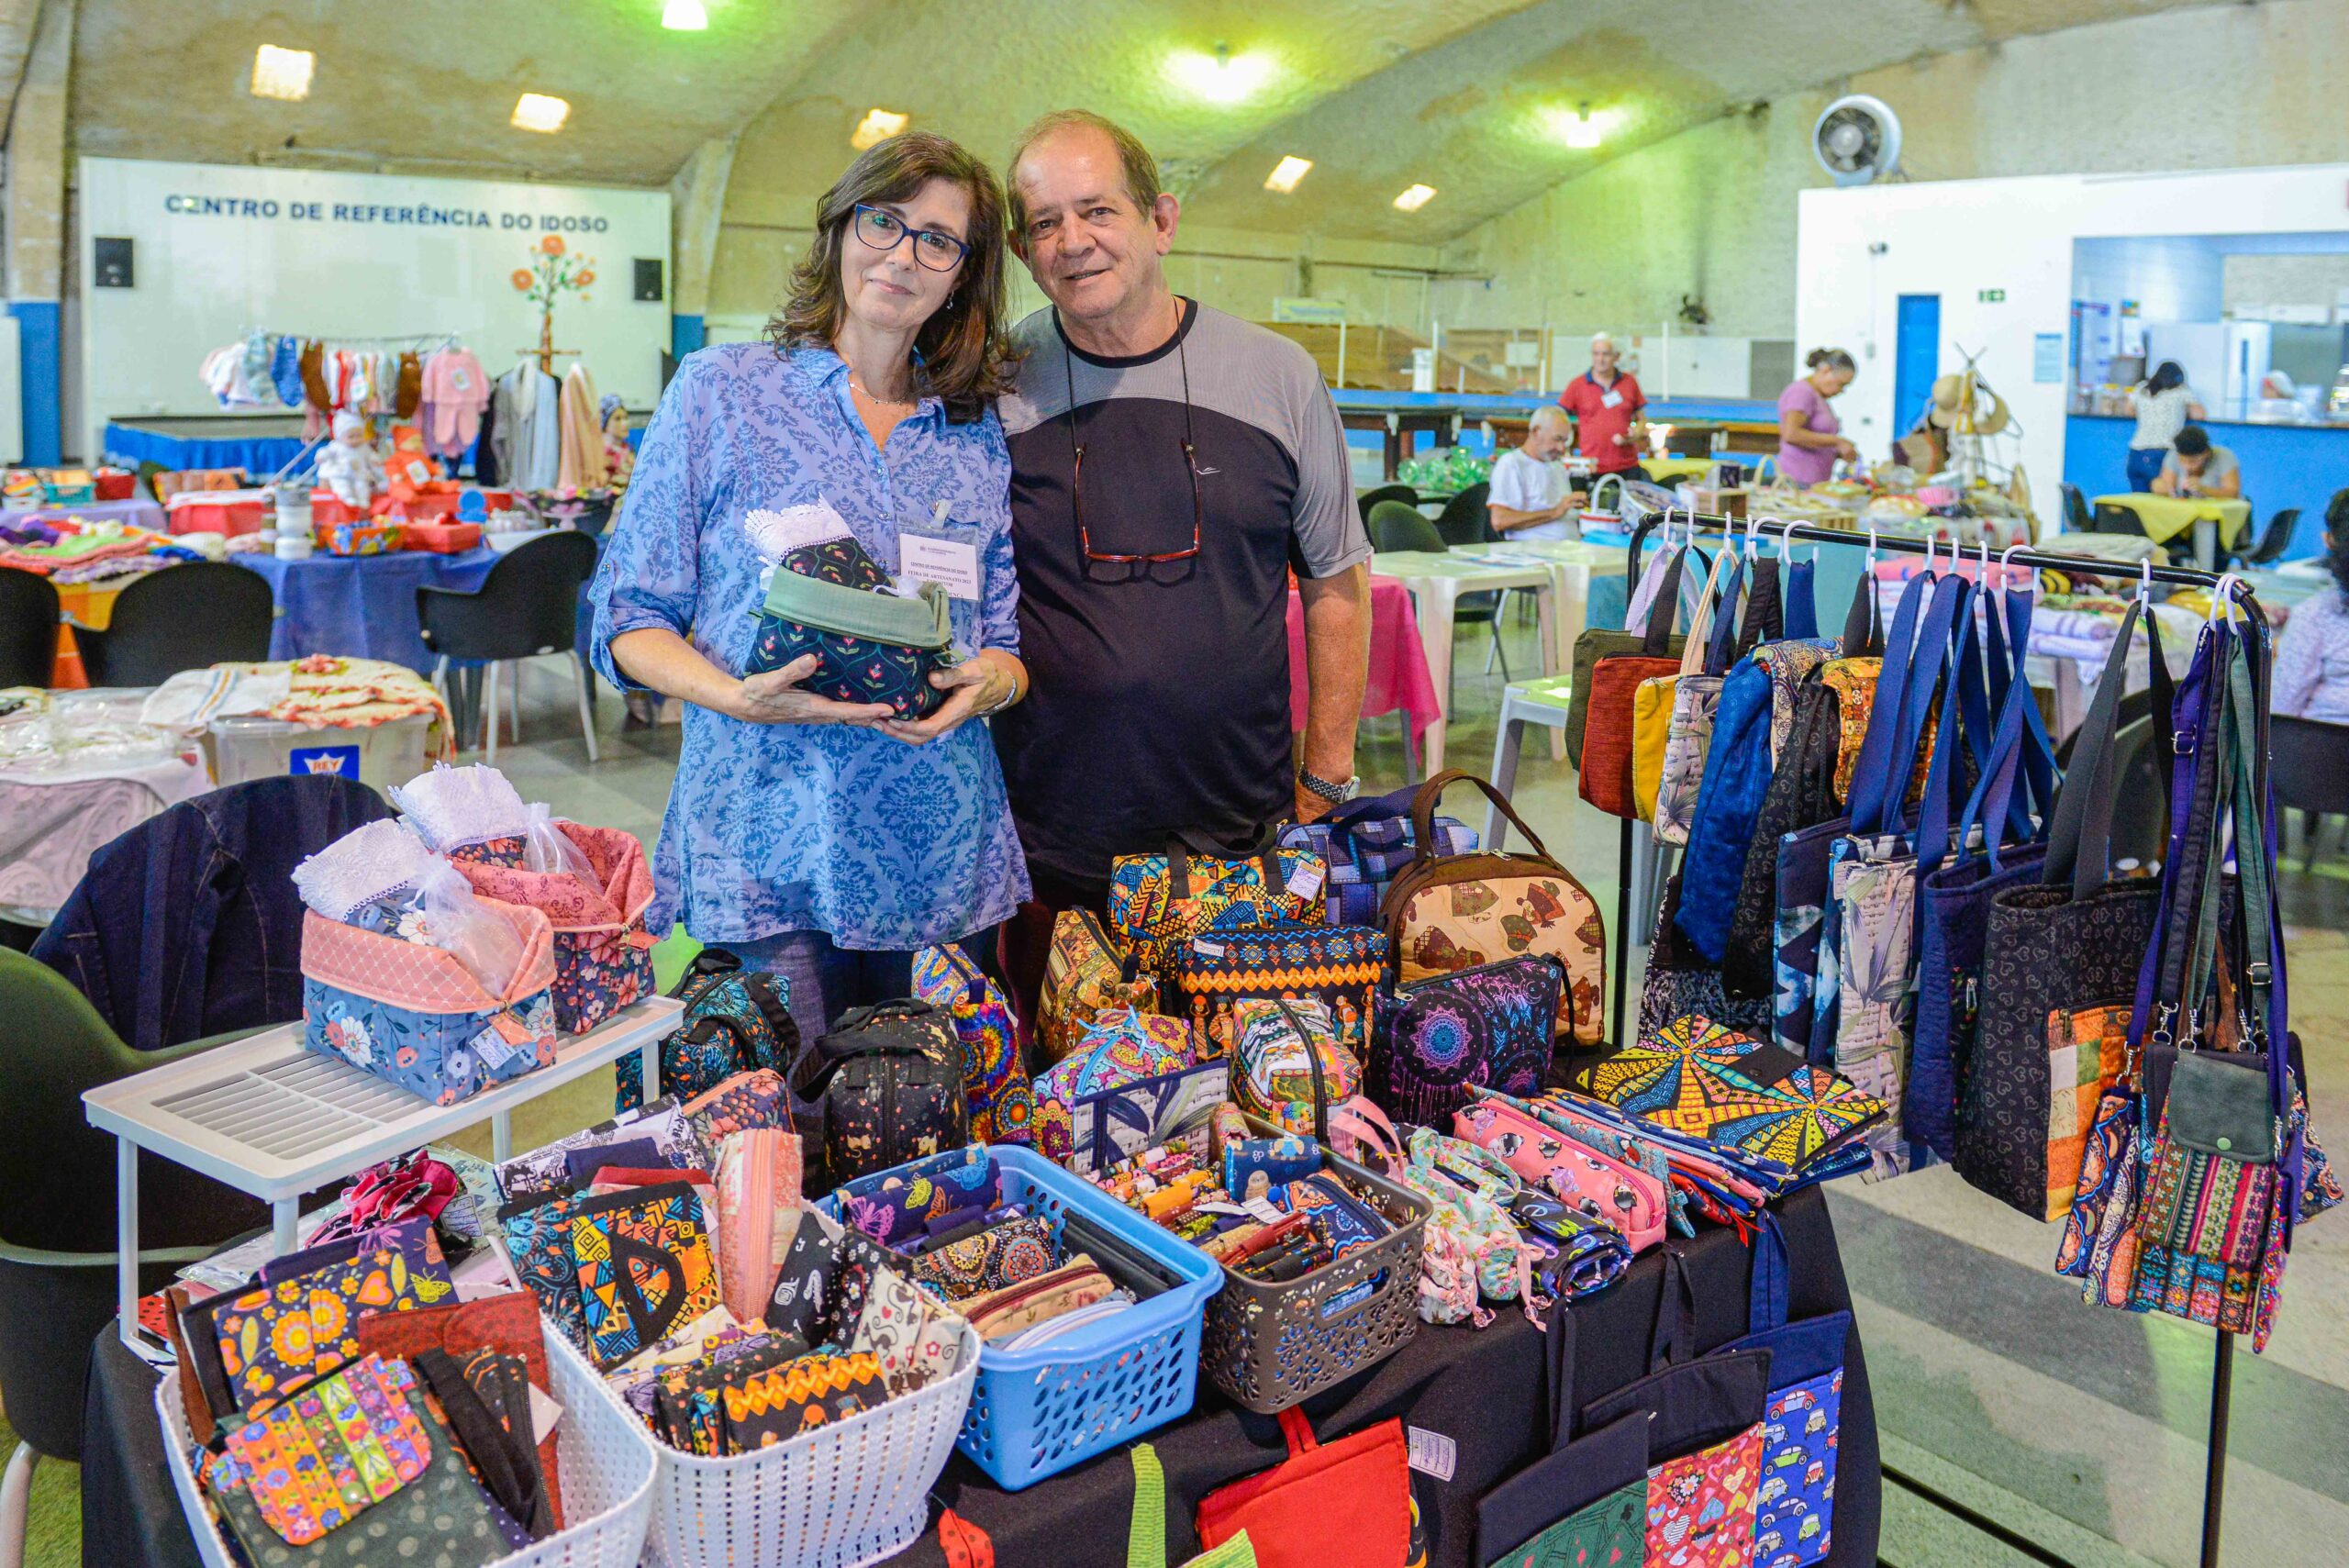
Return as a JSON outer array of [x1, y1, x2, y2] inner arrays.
[[742, 498, 852, 563], [389, 762, 529, 851], [293, 817, 432, 920]]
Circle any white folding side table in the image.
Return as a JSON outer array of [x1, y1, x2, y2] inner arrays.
[[84, 995, 682, 1348], [1369, 551, 1562, 773]]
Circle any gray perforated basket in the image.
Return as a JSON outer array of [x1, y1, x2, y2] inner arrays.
[[1197, 1118, 1430, 1414]]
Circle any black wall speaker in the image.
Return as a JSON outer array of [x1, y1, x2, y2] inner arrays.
[[95, 237, 133, 287], [633, 258, 664, 302]]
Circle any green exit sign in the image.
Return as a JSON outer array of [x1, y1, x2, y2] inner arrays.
[[1978, 288, 2007, 303]]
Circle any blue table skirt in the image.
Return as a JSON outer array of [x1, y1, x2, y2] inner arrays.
[[103, 422, 309, 477], [232, 548, 499, 673]]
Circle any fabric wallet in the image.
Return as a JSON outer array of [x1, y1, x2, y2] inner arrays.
[[1067, 1057, 1231, 1178], [963, 1257, 1112, 1341], [220, 1354, 432, 1545], [651, 1337, 807, 1456], [715, 1126, 805, 1324], [720, 1351, 893, 1451], [849, 1265, 966, 1396], [766, 1209, 896, 1347], [1267, 1173, 1390, 1259], [1223, 1133, 1319, 1200], [495, 1097, 705, 1201], [202, 1226, 460, 1413], [836, 1145, 999, 1248], [566, 1180, 723, 1367], [909, 1216, 1058, 1301]]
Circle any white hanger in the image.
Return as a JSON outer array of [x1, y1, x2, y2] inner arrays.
[[2207, 572, 2243, 624], [2139, 558, 2154, 610], [2000, 541, 2035, 602], [1865, 524, 1880, 576]]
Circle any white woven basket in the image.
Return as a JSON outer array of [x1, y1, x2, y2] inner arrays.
[[157, 1325, 658, 1568], [643, 1318, 984, 1568]]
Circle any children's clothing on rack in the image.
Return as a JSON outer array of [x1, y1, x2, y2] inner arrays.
[[557, 362, 608, 491]]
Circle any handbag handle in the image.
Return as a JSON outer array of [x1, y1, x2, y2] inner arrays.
[[2041, 598, 2145, 896], [1852, 572, 1965, 838], [1275, 1404, 1319, 1458], [1733, 554, 1784, 659], [1271, 996, 1330, 1144], [1547, 1246, 1695, 1450], [788, 1002, 944, 1099], [1675, 544, 1737, 680], [1408, 768, 1555, 868], [1784, 554, 1821, 641], [1703, 551, 1747, 677], [1328, 1097, 1402, 1169], [1840, 565, 1884, 657], [1165, 828, 1284, 906], [1636, 544, 1692, 655]]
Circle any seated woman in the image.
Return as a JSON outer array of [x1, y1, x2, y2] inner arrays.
[[589, 131, 1030, 1040], [2274, 490, 2349, 725], [2151, 424, 2242, 500]]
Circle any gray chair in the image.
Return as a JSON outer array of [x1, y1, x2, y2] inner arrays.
[[2237, 507, 2300, 568], [1367, 501, 1442, 554], [2271, 714, 2349, 872]]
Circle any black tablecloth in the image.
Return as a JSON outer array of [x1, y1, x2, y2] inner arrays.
[[83, 1187, 1876, 1568]]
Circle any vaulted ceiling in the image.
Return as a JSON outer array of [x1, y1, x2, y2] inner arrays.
[[56, 0, 2224, 239]]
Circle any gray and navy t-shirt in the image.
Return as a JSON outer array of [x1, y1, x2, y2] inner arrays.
[[994, 299, 1370, 894]]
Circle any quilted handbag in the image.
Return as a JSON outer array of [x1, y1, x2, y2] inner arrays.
[[299, 905, 558, 1106], [1194, 1407, 1411, 1568], [1562, 518, 1690, 767], [1174, 919, 1386, 1059], [1579, 544, 1699, 818], [1035, 906, 1161, 1069], [452, 820, 655, 1036], [1959, 602, 2165, 1219], [618, 946, 798, 1113], [790, 1000, 971, 1184], [1275, 783, 1476, 928], [1230, 996, 1363, 1140], [1577, 1014, 1887, 1178], [911, 943, 1038, 1145], [1108, 838, 1326, 994], [1722, 1216, 1852, 1568], [1366, 954, 1560, 1128], [1032, 1006, 1202, 1164], [1451, 1096, 1668, 1252], [743, 530, 956, 720], [1380, 770, 1605, 1045]]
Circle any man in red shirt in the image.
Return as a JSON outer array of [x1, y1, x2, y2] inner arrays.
[[1557, 332, 1650, 481]]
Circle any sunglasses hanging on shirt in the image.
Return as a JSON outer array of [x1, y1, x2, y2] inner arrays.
[[1063, 329, 1205, 570]]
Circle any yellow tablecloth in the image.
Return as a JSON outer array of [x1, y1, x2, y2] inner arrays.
[[2091, 493, 2251, 549], [1642, 456, 1719, 484]]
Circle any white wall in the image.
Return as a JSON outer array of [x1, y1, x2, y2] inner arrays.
[[1795, 162, 2349, 523], [76, 158, 671, 459], [2074, 237, 2227, 325]]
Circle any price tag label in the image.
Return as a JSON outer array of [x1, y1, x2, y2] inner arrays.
[[1407, 1426, 1457, 1481]]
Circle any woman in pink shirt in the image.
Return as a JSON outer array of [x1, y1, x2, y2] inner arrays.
[[1776, 347, 1859, 485]]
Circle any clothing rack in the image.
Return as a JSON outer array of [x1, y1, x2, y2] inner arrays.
[[255, 330, 463, 352], [1609, 509, 2245, 1568]]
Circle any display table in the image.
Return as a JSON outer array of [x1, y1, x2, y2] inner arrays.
[[1286, 573, 1441, 772], [231, 545, 499, 673], [103, 415, 308, 476], [82, 1186, 1874, 1568], [2, 495, 168, 533], [1367, 551, 1562, 773], [2090, 492, 2251, 570]]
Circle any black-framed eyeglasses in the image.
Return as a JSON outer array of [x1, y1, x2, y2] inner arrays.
[[852, 204, 968, 272], [1064, 328, 1205, 566]]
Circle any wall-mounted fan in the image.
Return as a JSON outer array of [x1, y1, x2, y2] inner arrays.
[[1813, 95, 1902, 186]]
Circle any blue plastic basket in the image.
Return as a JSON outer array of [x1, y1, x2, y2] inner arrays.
[[822, 1144, 1221, 1490]]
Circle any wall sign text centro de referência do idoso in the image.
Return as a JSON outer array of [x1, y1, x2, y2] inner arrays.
[[161, 192, 612, 234]]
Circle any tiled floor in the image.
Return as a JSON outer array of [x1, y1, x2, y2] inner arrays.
[[22, 619, 2343, 1568]]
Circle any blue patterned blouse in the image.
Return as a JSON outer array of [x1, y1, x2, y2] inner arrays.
[[588, 340, 1030, 950]]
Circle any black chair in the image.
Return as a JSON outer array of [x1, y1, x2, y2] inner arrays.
[[2270, 715, 2349, 872], [2090, 501, 2147, 538], [0, 569, 59, 688], [2236, 507, 2300, 568], [2059, 482, 2094, 535], [1367, 501, 1443, 554], [1433, 482, 1494, 548], [70, 562, 273, 687], [1355, 484, 1416, 527], [417, 529, 602, 762]]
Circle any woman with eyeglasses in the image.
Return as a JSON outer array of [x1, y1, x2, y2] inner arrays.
[[590, 131, 1029, 1039]]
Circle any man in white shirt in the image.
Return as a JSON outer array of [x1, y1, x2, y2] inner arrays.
[[1486, 406, 1584, 540]]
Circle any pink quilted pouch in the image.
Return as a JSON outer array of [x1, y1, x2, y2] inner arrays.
[[455, 822, 657, 1034]]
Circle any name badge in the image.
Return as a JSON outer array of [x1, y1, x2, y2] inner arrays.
[[899, 533, 982, 601], [1600, 389, 1624, 410]]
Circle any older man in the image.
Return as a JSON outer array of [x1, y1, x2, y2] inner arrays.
[[992, 108, 1372, 1011], [1487, 406, 1585, 540], [1558, 332, 1650, 481]]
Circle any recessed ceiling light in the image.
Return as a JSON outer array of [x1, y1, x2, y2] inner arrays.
[[1393, 183, 1438, 213], [661, 0, 709, 28], [851, 108, 909, 150], [249, 44, 314, 103], [511, 93, 571, 134], [1553, 103, 1604, 150], [1168, 42, 1273, 104], [1264, 156, 1313, 195]]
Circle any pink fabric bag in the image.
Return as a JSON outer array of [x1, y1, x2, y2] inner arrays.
[[1452, 1097, 1669, 1252], [455, 821, 656, 1034]]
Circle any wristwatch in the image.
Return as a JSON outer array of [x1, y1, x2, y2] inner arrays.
[[1297, 765, 1361, 806]]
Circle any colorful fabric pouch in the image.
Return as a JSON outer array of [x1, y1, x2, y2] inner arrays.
[[1230, 997, 1363, 1139], [742, 514, 956, 719], [1036, 907, 1161, 1068], [1265, 1173, 1390, 1258], [1034, 1007, 1203, 1164], [912, 942, 1038, 1145], [566, 1180, 723, 1368], [848, 1265, 968, 1396], [495, 1097, 704, 1203], [452, 819, 655, 1034], [219, 1354, 432, 1545], [1222, 1133, 1319, 1202], [1576, 1014, 1887, 1176], [1368, 955, 1561, 1130], [720, 1351, 895, 1451], [1067, 1057, 1231, 1177], [204, 1225, 459, 1414], [963, 1256, 1114, 1341], [1452, 1096, 1669, 1252], [765, 1208, 896, 1347], [1504, 1088, 1695, 1238], [354, 1291, 565, 1531], [682, 1069, 794, 1146], [300, 904, 559, 1106], [835, 1145, 999, 1249], [1174, 919, 1388, 1059], [910, 1216, 1059, 1301], [714, 1127, 803, 1325], [1106, 843, 1327, 993]]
